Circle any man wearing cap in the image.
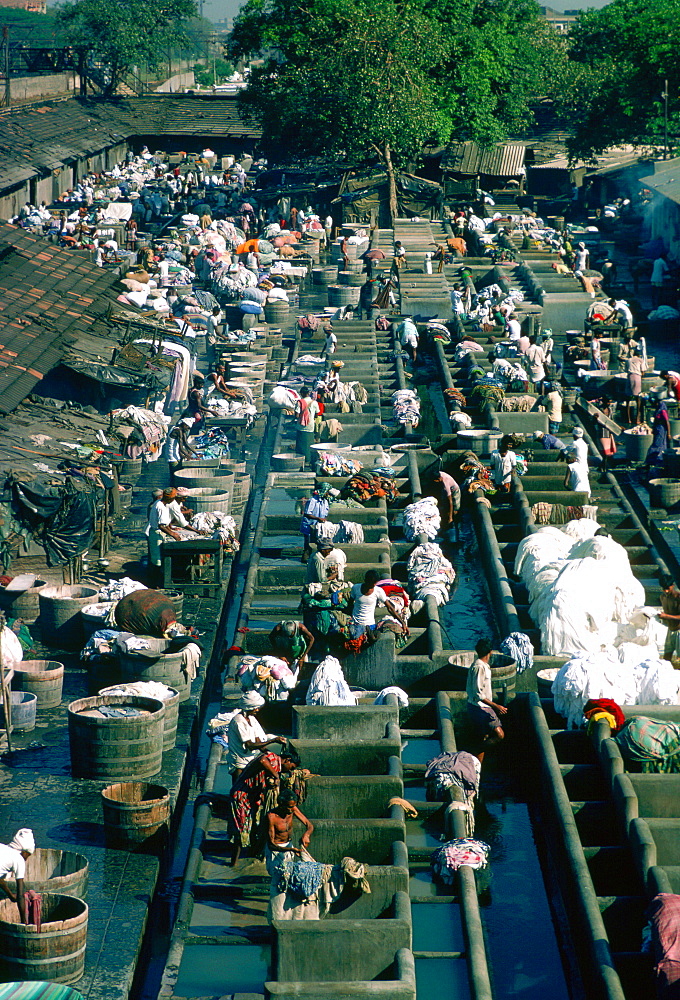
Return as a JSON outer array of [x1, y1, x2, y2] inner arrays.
[[571, 426, 589, 465], [146, 488, 200, 581], [533, 430, 566, 452], [227, 692, 285, 779], [0, 828, 35, 923], [299, 484, 332, 563], [306, 540, 347, 584], [166, 418, 198, 476]]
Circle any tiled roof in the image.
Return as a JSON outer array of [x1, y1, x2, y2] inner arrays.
[[0, 224, 121, 412], [0, 95, 261, 193], [441, 142, 526, 178]]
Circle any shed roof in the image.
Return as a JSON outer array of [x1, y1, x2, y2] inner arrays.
[[0, 224, 121, 412], [442, 142, 526, 177], [640, 158, 680, 206]]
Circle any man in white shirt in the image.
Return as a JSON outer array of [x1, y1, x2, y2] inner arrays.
[[526, 336, 546, 390], [651, 255, 670, 307], [349, 570, 405, 639], [506, 314, 522, 340], [306, 540, 347, 583], [323, 327, 337, 362], [226, 691, 285, 778], [571, 426, 589, 465], [465, 638, 506, 762], [0, 828, 35, 923], [399, 318, 419, 364], [490, 436, 517, 492]]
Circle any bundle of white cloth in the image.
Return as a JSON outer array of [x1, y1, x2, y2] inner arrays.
[[306, 656, 356, 706], [514, 523, 656, 660], [552, 650, 680, 728], [316, 520, 364, 544], [392, 389, 420, 427], [407, 542, 455, 605], [403, 497, 441, 541]]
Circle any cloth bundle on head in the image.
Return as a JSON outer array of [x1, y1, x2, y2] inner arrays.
[[240, 690, 265, 710], [9, 828, 35, 854]]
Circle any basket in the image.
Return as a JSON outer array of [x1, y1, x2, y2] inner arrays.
[[649, 478, 680, 509]]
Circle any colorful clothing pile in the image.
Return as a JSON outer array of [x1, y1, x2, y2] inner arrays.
[[531, 502, 599, 526], [316, 452, 362, 477], [614, 717, 680, 773], [342, 472, 400, 505], [431, 838, 490, 884]]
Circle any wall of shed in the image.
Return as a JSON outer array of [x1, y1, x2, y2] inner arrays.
[[0, 182, 29, 220]]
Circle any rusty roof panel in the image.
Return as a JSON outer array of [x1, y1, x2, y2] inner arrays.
[[442, 141, 526, 178]]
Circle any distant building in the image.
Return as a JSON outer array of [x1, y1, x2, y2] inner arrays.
[[0, 0, 47, 10], [539, 6, 579, 33]]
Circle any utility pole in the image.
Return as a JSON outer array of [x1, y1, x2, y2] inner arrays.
[[2, 28, 9, 109], [663, 79, 669, 160]]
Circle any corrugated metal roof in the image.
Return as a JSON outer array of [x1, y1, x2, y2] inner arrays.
[[0, 95, 262, 195], [0, 224, 122, 412], [442, 141, 526, 177], [640, 162, 680, 206]]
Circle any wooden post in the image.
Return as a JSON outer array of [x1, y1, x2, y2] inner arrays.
[[0, 612, 13, 752]]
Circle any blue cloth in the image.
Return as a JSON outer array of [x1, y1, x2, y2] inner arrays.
[[300, 496, 329, 536]]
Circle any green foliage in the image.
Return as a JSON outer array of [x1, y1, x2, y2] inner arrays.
[[194, 57, 234, 87], [563, 0, 680, 159], [228, 0, 551, 162], [57, 0, 199, 94]]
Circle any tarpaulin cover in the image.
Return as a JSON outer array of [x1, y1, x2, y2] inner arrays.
[[9, 479, 96, 566], [114, 589, 177, 637]]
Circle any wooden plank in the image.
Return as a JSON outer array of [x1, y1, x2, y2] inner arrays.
[[574, 398, 623, 435]]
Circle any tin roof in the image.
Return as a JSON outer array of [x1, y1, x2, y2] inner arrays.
[[0, 224, 121, 412], [442, 142, 526, 178], [0, 95, 262, 194]]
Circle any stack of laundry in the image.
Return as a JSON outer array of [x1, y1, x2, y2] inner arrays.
[[99, 577, 147, 602], [316, 452, 362, 477], [391, 389, 420, 427], [431, 839, 490, 884], [316, 520, 364, 544], [190, 512, 240, 552], [237, 653, 298, 702], [342, 472, 400, 505], [403, 497, 441, 541], [407, 542, 455, 605], [306, 655, 356, 706]]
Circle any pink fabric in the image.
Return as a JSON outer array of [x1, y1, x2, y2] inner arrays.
[[648, 893, 680, 996]]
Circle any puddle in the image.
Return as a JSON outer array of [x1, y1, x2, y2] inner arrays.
[[405, 819, 443, 851], [416, 956, 470, 997], [400, 739, 441, 768], [477, 799, 570, 1000], [412, 902, 465, 952], [174, 943, 270, 995]]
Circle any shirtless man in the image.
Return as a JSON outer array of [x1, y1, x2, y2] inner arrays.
[[267, 791, 314, 857]]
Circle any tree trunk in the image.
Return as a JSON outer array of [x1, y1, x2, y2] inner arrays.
[[383, 141, 398, 228]]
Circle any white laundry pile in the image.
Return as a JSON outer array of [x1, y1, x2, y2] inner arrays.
[[102, 680, 176, 702], [205, 709, 240, 748], [374, 686, 409, 707], [552, 651, 680, 729], [403, 497, 441, 541], [315, 520, 364, 544], [499, 632, 534, 674], [449, 412, 473, 430], [514, 524, 652, 659], [407, 542, 455, 605], [306, 656, 356, 706], [316, 452, 362, 477], [269, 385, 301, 409], [492, 358, 529, 384], [453, 342, 484, 363], [99, 577, 147, 602], [392, 389, 420, 427], [236, 654, 298, 702], [190, 512, 240, 550]]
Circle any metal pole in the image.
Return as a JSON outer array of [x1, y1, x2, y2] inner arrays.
[[664, 79, 669, 160], [0, 613, 13, 753], [3, 27, 10, 110]]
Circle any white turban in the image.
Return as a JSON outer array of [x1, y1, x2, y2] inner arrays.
[[9, 829, 35, 855], [239, 691, 265, 711]]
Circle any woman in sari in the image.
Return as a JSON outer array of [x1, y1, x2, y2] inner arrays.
[[229, 747, 310, 865]]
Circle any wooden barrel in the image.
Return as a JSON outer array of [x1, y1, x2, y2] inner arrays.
[[312, 268, 328, 286], [649, 478, 680, 509], [456, 429, 502, 456], [38, 586, 100, 649], [0, 579, 46, 623], [490, 653, 516, 705], [328, 284, 360, 307], [1, 692, 37, 732], [338, 270, 365, 287], [80, 603, 115, 640], [231, 475, 251, 514], [176, 487, 231, 514], [101, 781, 171, 848], [4, 849, 89, 900], [174, 468, 234, 494], [14, 660, 64, 709], [67, 694, 165, 780], [99, 682, 180, 750], [153, 590, 184, 618], [117, 457, 143, 480], [117, 647, 192, 702], [264, 301, 290, 324], [624, 428, 653, 462], [0, 894, 88, 984]]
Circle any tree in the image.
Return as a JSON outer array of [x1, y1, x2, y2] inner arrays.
[[57, 0, 198, 96], [563, 0, 680, 160], [194, 58, 235, 88], [230, 0, 451, 221]]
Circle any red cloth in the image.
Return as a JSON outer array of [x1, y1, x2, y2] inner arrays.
[[24, 890, 41, 931], [647, 893, 680, 997], [583, 698, 625, 731], [114, 590, 176, 637]]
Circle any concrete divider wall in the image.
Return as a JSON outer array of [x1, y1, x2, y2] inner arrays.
[[294, 704, 398, 740], [303, 775, 403, 819]]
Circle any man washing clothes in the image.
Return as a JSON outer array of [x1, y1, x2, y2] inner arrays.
[[0, 828, 35, 923], [466, 638, 506, 762]]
